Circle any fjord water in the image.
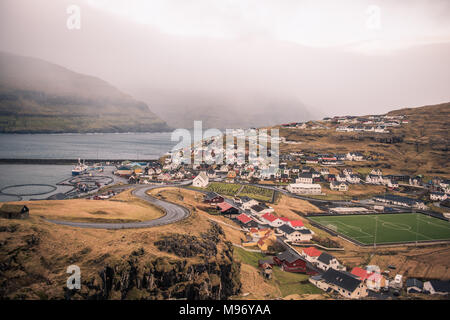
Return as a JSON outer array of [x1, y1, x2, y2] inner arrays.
[[0, 132, 180, 202], [0, 132, 178, 160]]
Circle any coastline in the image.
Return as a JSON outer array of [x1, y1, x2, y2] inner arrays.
[[0, 159, 161, 164]]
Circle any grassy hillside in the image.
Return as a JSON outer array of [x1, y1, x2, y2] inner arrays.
[[0, 52, 170, 133], [0, 188, 241, 300], [276, 102, 450, 177]]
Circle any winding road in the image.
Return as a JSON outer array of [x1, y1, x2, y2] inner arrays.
[[45, 183, 191, 230]]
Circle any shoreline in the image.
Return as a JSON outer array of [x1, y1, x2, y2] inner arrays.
[[0, 159, 161, 165]]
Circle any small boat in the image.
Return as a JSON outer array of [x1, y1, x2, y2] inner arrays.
[[72, 159, 88, 176]]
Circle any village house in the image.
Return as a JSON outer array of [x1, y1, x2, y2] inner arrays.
[[315, 252, 342, 271], [366, 174, 383, 184], [216, 202, 240, 217], [287, 183, 322, 195], [423, 280, 450, 295], [366, 272, 389, 292], [277, 224, 305, 242], [406, 278, 424, 294], [351, 267, 370, 281], [430, 192, 447, 201], [203, 192, 224, 204], [373, 194, 427, 210], [330, 181, 348, 192], [343, 168, 353, 176], [296, 173, 313, 184], [310, 268, 368, 299], [346, 152, 364, 161], [297, 228, 313, 241], [0, 204, 29, 219], [192, 171, 209, 188], [234, 213, 259, 229], [370, 168, 383, 176], [346, 174, 361, 184], [288, 220, 304, 230], [301, 247, 322, 263], [261, 212, 286, 227], [274, 250, 318, 274], [250, 203, 274, 216], [256, 230, 277, 251], [311, 170, 321, 179]]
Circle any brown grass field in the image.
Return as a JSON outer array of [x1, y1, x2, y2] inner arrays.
[[6, 189, 164, 223]]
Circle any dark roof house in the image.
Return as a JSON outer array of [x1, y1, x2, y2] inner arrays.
[[322, 268, 362, 293], [406, 278, 423, 293], [0, 204, 29, 219]]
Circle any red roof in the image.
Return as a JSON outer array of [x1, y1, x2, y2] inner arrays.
[[217, 202, 233, 212], [351, 267, 369, 280], [262, 212, 278, 222], [302, 247, 322, 257], [279, 217, 290, 222], [236, 213, 252, 224], [289, 220, 304, 227]]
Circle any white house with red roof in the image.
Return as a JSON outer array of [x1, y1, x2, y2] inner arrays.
[[288, 220, 305, 230], [301, 247, 322, 263], [261, 212, 287, 227]]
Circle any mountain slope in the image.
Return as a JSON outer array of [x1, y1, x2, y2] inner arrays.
[[130, 89, 316, 129], [0, 52, 170, 133], [276, 102, 450, 177]]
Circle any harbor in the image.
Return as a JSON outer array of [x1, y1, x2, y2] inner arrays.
[[0, 161, 131, 202]]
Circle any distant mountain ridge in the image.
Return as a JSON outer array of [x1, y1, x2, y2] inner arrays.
[[0, 52, 170, 133]]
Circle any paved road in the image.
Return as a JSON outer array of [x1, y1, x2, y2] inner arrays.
[[45, 183, 191, 230]]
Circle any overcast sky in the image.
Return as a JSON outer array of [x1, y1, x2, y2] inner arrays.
[[1, 0, 449, 122]]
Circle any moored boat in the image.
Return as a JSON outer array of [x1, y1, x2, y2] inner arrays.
[[72, 159, 88, 176]]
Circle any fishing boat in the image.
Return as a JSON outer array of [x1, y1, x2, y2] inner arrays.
[[72, 159, 88, 176]]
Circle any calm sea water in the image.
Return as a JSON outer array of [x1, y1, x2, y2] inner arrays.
[[0, 164, 74, 202], [0, 132, 190, 202], [0, 132, 179, 160]]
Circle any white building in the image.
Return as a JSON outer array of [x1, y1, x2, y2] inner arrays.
[[192, 172, 209, 188], [430, 192, 447, 201], [287, 183, 322, 195], [330, 181, 348, 191], [296, 173, 313, 184]]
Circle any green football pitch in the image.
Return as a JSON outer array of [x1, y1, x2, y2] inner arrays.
[[309, 213, 450, 245]]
